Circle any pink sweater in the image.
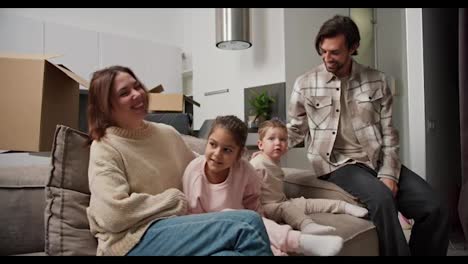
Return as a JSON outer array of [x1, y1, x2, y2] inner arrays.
[[182, 156, 262, 214], [182, 156, 300, 256]]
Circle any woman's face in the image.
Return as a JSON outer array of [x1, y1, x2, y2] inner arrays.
[[110, 71, 147, 129]]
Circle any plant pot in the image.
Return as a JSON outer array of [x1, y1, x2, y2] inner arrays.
[[247, 115, 257, 129], [254, 115, 267, 128]]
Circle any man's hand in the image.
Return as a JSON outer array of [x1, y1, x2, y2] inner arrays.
[[380, 178, 398, 198]]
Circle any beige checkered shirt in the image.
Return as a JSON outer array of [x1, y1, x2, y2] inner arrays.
[[287, 60, 401, 182]]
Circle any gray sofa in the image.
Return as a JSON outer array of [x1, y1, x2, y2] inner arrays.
[[0, 125, 378, 256]]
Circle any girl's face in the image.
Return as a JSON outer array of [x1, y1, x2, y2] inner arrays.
[[258, 127, 288, 163], [204, 127, 242, 181], [110, 71, 147, 129]]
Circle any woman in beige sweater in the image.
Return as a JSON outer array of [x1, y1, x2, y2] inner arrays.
[[86, 65, 273, 256]]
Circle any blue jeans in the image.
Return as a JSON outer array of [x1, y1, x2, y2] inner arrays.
[[127, 210, 273, 256]]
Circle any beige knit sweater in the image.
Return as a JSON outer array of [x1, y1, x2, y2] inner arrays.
[[249, 153, 288, 204], [86, 121, 196, 256]]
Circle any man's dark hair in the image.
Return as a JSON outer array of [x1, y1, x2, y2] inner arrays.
[[315, 15, 361, 56]]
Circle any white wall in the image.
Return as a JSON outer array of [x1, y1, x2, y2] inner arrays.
[[0, 8, 287, 129], [44, 21, 100, 84], [375, 8, 410, 167], [0, 13, 44, 54], [351, 8, 375, 68], [0, 8, 423, 172], [0, 8, 184, 48], [283, 8, 349, 169], [180, 8, 198, 72], [186, 8, 287, 129], [405, 8, 426, 178], [0, 10, 183, 93]]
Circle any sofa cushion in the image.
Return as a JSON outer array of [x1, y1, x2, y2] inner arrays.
[[0, 153, 50, 255], [145, 113, 192, 135], [283, 168, 378, 255], [181, 134, 206, 155], [308, 213, 378, 256], [44, 125, 97, 256], [283, 167, 361, 206]]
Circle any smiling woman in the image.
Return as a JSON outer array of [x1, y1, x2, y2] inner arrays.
[[85, 66, 273, 256], [109, 71, 148, 129], [87, 66, 148, 141]]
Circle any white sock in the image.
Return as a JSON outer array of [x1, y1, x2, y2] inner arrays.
[[344, 203, 368, 218], [301, 222, 336, 235], [299, 234, 343, 256]]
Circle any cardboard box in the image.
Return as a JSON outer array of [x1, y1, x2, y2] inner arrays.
[[0, 54, 89, 152], [147, 85, 200, 112]]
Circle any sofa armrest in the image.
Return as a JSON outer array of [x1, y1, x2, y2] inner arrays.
[[0, 153, 50, 255], [282, 168, 361, 206]]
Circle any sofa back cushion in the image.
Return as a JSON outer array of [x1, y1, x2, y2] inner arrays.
[[283, 168, 361, 206], [181, 134, 206, 155], [44, 125, 97, 256]]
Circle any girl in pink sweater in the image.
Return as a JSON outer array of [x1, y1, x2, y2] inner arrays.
[[182, 115, 343, 256]]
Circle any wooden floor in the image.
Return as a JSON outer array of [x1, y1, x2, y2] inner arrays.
[[447, 229, 468, 256]]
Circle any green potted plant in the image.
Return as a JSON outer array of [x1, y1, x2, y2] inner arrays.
[[248, 90, 275, 128]]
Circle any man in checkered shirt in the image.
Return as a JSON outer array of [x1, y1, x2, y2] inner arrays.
[[287, 15, 448, 256]]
